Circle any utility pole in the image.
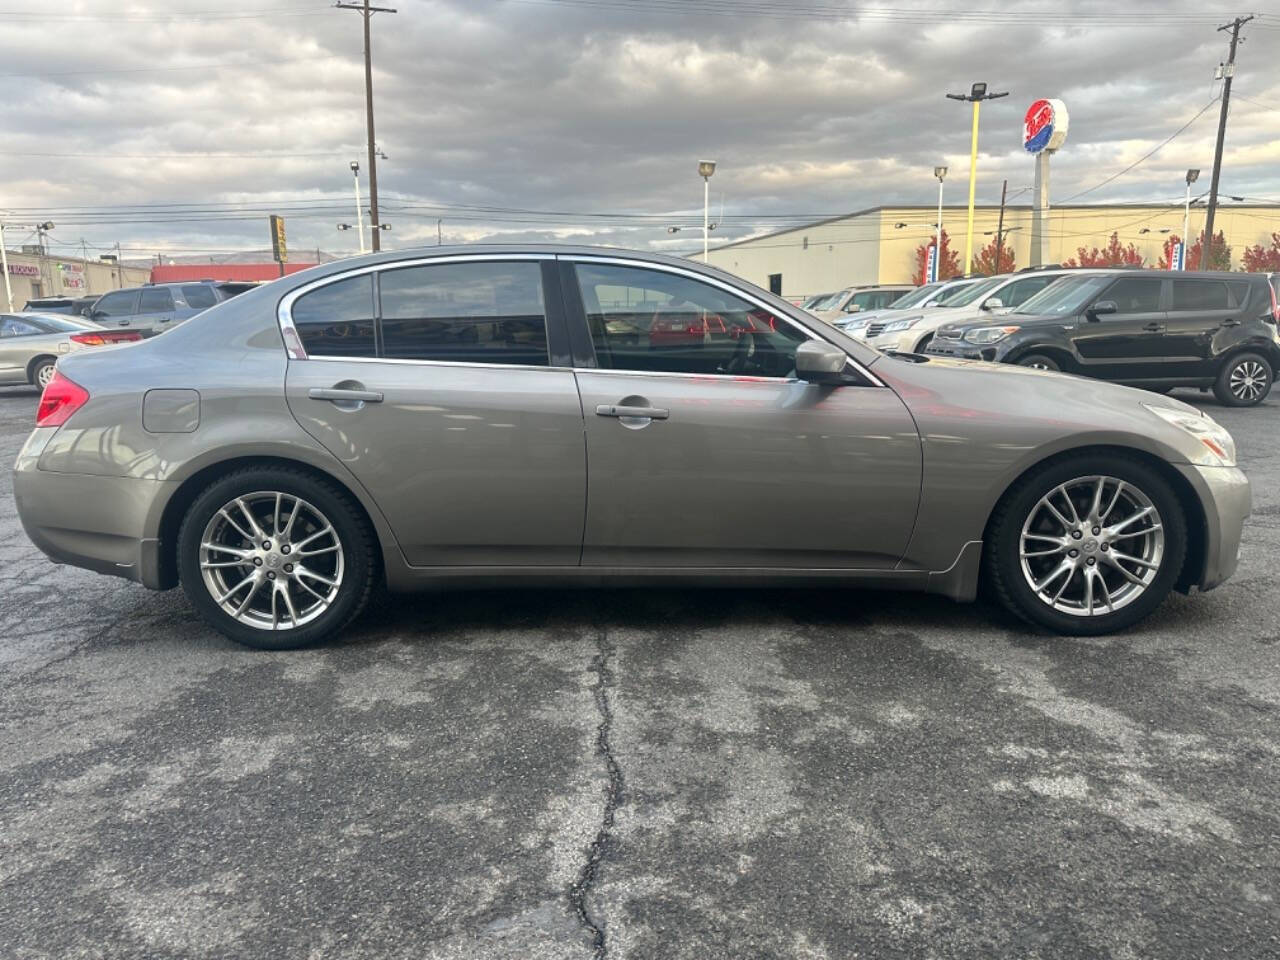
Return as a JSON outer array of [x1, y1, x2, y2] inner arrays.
[[994, 178, 1008, 274], [337, 0, 396, 252], [115, 242, 123, 287], [1203, 14, 1252, 269], [437, 219, 442, 246]]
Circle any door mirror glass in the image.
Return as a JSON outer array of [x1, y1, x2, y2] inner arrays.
[[794, 340, 851, 384], [1089, 300, 1118, 319], [982, 296, 1004, 311]]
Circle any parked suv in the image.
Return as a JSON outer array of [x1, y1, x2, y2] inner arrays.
[[924, 270, 1280, 406], [88, 281, 236, 335], [810, 284, 914, 323]]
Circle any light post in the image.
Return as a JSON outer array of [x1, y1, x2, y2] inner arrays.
[[350, 161, 367, 254], [1182, 168, 1199, 270], [933, 165, 947, 282], [698, 160, 716, 262], [0, 219, 12, 312], [946, 82, 1008, 274]]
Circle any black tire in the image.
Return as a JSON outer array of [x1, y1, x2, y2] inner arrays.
[[31, 358, 56, 390], [177, 466, 377, 650], [914, 333, 934, 353], [984, 453, 1187, 636], [1015, 354, 1060, 372], [1213, 352, 1272, 407]]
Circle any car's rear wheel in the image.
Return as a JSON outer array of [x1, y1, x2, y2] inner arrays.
[[985, 455, 1186, 635], [32, 359, 56, 390], [1213, 352, 1272, 407], [177, 467, 376, 649], [1016, 354, 1060, 372]]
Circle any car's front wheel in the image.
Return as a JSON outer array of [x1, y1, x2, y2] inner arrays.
[[177, 467, 376, 649], [1213, 352, 1272, 407], [1016, 354, 1060, 372], [985, 455, 1187, 635]]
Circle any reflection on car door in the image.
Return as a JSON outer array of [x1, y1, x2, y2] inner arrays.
[[1164, 277, 1239, 380], [566, 259, 922, 569], [1069, 276, 1166, 381], [283, 259, 587, 567]]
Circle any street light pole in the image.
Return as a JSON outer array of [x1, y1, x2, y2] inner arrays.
[[698, 160, 717, 262], [1182, 168, 1199, 270], [946, 82, 1008, 276], [350, 161, 367, 254], [933, 166, 947, 282], [0, 221, 13, 312]]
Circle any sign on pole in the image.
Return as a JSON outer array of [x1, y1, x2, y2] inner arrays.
[[925, 242, 939, 284], [269, 215, 288, 273], [1170, 241, 1185, 271]]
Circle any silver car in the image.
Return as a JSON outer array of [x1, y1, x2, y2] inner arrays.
[[14, 246, 1250, 649], [0, 312, 142, 389]]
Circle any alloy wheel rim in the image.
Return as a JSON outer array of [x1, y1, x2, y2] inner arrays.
[[37, 364, 55, 388], [1019, 476, 1164, 618], [199, 491, 344, 631], [1230, 360, 1267, 401]]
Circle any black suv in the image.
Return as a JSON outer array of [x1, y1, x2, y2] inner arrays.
[[924, 270, 1280, 406]]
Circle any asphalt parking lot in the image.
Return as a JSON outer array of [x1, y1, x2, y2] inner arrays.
[[2, 381, 1278, 960]]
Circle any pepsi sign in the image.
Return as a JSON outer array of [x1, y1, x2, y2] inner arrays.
[[1023, 98, 1069, 154]]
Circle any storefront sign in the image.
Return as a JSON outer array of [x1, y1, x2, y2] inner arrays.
[[59, 262, 85, 289], [7, 263, 40, 277]]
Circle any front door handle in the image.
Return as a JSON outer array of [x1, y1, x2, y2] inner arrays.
[[596, 403, 669, 420], [1222, 318, 1241, 327], [309, 387, 384, 404], [1142, 323, 1165, 332]]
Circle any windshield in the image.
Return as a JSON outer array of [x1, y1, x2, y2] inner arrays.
[[886, 284, 941, 309], [809, 290, 848, 310], [1015, 275, 1112, 316], [941, 276, 1005, 308], [802, 292, 834, 309]]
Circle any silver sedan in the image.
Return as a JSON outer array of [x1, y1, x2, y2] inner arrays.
[[12, 245, 1251, 649], [0, 312, 142, 389]]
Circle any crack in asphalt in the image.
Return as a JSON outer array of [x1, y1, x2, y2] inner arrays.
[[569, 630, 624, 960]]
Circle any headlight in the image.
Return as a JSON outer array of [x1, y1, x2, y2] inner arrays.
[[1143, 403, 1237, 467], [838, 316, 870, 331], [962, 325, 1020, 344], [880, 315, 922, 333]]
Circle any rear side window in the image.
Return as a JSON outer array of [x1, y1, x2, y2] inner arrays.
[[1171, 279, 1229, 311], [378, 261, 549, 366], [182, 285, 218, 309], [139, 288, 174, 312], [292, 275, 376, 357], [1102, 277, 1162, 314], [94, 290, 139, 317]]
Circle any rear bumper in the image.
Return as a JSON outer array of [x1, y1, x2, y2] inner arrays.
[[13, 429, 174, 589], [1176, 463, 1250, 591]]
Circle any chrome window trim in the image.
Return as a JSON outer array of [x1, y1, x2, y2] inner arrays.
[[561, 254, 884, 387], [305, 354, 573, 373], [573, 367, 801, 384], [277, 253, 549, 361]]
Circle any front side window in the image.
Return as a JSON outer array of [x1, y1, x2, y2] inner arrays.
[[1016, 275, 1113, 316], [1103, 277, 1163, 314], [1171, 279, 1229, 312], [378, 261, 548, 365], [576, 263, 810, 377], [139, 288, 175, 313], [292, 275, 376, 357], [94, 290, 139, 317], [1000, 275, 1057, 308], [1, 316, 42, 337], [943, 276, 1006, 308], [182, 285, 219, 309]]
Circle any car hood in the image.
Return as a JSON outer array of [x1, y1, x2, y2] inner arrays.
[[869, 352, 1218, 467], [934, 311, 1069, 335]]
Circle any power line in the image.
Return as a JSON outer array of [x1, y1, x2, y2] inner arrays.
[[0, 5, 330, 23], [0, 55, 344, 81], [1057, 97, 1220, 203]]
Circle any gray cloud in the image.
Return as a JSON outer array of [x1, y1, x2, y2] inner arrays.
[[1, 0, 1276, 260]]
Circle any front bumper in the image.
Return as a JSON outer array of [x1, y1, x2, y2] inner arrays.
[[863, 331, 920, 354], [1176, 463, 1251, 592], [922, 338, 1000, 361], [14, 429, 175, 589]]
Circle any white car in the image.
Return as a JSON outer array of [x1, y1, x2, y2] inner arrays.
[[860, 268, 1119, 355], [835, 277, 985, 337], [809, 284, 914, 323]]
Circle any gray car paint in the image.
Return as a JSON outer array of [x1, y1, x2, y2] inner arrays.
[[0, 313, 108, 385], [13, 244, 1249, 607]]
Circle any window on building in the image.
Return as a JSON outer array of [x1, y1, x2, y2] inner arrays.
[[768, 273, 783, 296], [292, 275, 376, 357], [378, 261, 549, 366]]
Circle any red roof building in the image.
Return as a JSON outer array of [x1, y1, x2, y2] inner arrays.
[[149, 263, 320, 284]]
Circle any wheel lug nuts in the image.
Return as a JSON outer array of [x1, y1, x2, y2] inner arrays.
[[281, 545, 290, 555], [253, 557, 263, 566], [1092, 527, 1100, 535], [262, 541, 272, 550], [1072, 531, 1083, 539], [1086, 557, 1096, 566], [1069, 549, 1079, 557], [267, 571, 276, 580], [1101, 543, 1109, 552], [284, 564, 293, 573]]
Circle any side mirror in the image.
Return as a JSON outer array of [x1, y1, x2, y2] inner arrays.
[[1088, 300, 1118, 320], [982, 296, 1004, 311], [91, 310, 106, 320], [795, 339, 854, 385], [844, 303, 862, 314]]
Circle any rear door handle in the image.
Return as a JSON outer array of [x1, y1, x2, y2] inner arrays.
[[309, 387, 384, 403], [596, 403, 669, 420], [1142, 323, 1165, 332], [1222, 318, 1241, 327]]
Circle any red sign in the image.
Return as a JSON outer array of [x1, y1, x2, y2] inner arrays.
[[7, 263, 40, 277]]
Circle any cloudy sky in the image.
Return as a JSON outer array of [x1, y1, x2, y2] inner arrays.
[[1, 0, 1277, 262]]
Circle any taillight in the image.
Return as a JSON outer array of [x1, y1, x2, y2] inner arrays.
[[70, 331, 142, 346], [36, 371, 90, 427], [1270, 285, 1279, 324]]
